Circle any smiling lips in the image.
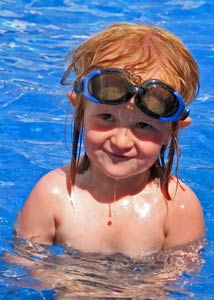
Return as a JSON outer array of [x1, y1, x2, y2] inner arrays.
[[105, 149, 133, 161]]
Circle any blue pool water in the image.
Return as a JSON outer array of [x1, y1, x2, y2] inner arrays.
[[0, 0, 214, 299]]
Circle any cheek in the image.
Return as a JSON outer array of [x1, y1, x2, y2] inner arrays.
[[138, 129, 171, 146], [136, 132, 170, 158], [84, 130, 95, 150], [83, 127, 105, 153], [138, 142, 162, 158], [154, 126, 171, 146]]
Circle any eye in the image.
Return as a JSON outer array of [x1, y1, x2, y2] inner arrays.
[[135, 122, 152, 129], [99, 113, 114, 121]]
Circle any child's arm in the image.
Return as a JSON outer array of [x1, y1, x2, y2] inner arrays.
[[163, 180, 205, 249], [15, 167, 68, 245]]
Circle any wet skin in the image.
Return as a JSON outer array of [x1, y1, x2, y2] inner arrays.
[[16, 96, 205, 257]]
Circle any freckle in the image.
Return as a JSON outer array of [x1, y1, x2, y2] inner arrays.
[[107, 220, 112, 226]]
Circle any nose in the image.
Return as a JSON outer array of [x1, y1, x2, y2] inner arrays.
[[110, 127, 134, 151]]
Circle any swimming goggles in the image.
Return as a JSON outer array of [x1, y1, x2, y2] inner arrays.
[[70, 68, 190, 122]]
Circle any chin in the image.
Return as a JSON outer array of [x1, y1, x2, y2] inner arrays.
[[102, 167, 141, 180], [95, 156, 149, 179]]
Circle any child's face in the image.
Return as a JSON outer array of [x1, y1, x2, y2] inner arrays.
[[83, 98, 171, 180]]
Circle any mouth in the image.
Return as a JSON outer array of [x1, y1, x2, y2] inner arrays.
[[105, 150, 133, 161]]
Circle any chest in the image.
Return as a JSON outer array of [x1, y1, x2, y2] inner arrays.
[[55, 192, 167, 257]]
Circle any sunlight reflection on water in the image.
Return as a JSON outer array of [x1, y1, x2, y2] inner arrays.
[[2, 239, 205, 299]]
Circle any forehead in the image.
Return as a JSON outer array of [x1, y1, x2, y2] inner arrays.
[[84, 97, 161, 123], [84, 96, 136, 112]]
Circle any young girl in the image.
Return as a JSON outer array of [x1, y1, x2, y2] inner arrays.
[[16, 23, 205, 258]]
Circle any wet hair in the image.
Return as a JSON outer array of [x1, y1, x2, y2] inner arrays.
[[62, 22, 199, 199]]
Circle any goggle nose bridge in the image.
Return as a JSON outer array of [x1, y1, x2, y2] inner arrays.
[[130, 85, 146, 96]]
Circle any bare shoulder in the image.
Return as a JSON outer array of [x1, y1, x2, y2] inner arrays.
[[16, 164, 71, 244], [25, 164, 70, 204], [38, 163, 69, 185], [163, 177, 205, 249]]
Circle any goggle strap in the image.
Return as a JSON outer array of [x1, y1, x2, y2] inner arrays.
[[73, 80, 81, 93], [179, 108, 190, 121]]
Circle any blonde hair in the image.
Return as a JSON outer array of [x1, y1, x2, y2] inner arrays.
[[62, 22, 199, 199]]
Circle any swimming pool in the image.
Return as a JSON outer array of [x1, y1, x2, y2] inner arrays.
[[0, 0, 214, 299]]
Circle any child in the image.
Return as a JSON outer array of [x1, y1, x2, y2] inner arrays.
[[16, 23, 205, 258]]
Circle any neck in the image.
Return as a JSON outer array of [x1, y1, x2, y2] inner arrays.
[[77, 165, 151, 203]]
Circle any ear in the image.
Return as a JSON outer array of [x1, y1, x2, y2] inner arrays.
[[179, 116, 192, 129], [67, 91, 76, 106]]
